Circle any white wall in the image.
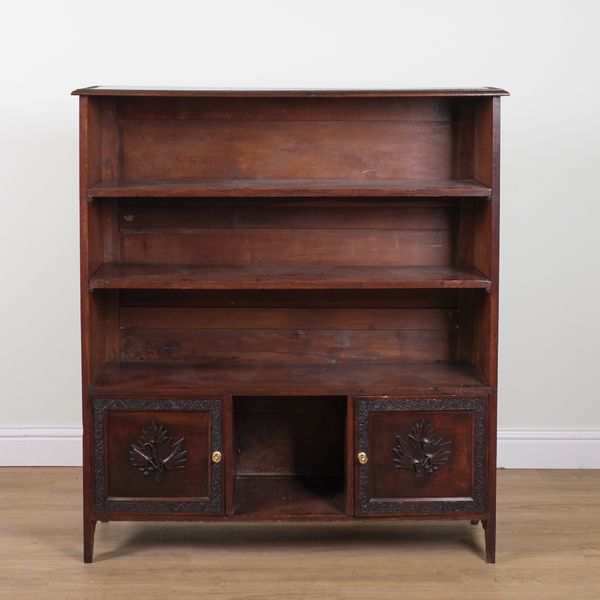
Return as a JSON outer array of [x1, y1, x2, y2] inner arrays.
[[1, 0, 599, 465]]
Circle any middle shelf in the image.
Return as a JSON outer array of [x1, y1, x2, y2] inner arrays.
[[89, 263, 491, 291], [91, 360, 488, 396]]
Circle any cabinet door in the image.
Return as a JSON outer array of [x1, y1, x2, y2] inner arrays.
[[93, 398, 224, 514], [355, 397, 486, 515]]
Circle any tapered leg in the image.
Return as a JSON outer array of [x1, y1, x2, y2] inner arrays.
[[83, 518, 97, 563], [482, 517, 496, 563]]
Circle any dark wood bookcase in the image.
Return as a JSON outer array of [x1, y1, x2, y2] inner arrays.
[[74, 86, 507, 563]]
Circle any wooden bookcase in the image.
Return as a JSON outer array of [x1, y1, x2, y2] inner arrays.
[[74, 86, 507, 563]]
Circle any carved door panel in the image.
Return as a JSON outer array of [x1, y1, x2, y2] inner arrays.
[[93, 398, 224, 514], [355, 397, 486, 515]]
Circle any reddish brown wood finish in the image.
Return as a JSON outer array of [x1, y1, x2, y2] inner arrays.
[[118, 122, 455, 182], [104, 410, 211, 500], [73, 86, 509, 98], [118, 288, 461, 308], [354, 397, 486, 515], [78, 87, 505, 563], [90, 361, 488, 397], [232, 396, 346, 517], [88, 178, 491, 198], [223, 394, 235, 517], [89, 264, 491, 291], [370, 410, 474, 500], [117, 198, 458, 230], [234, 476, 346, 517], [79, 96, 98, 564]]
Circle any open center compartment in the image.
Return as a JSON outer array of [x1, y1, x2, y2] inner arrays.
[[232, 395, 347, 517]]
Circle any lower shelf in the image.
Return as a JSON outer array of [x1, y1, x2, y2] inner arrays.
[[234, 476, 346, 517], [91, 361, 488, 396]]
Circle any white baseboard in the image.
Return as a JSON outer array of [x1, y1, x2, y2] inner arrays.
[[1, 427, 599, 468], [497, 429, 600, 469], [0, 427, 83, 467]]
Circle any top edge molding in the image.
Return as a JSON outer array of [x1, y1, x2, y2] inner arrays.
[[72, 86, 510, 98]]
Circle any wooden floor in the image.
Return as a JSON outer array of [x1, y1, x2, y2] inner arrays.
[[0, 469, 599, 599]]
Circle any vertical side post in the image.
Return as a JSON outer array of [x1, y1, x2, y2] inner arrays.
[[80, 95, 104, 563], [483, 96, 501, 564]]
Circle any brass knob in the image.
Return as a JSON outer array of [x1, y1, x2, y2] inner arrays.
[[357, 452, 368, 465], [211, 451, 222, 464]]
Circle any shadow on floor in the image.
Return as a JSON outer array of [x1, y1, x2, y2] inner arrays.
[[90, 520, 486, 562]]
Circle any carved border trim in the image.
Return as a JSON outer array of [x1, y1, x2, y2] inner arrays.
[[356, 397, 486, 514], [93, 398, 223, 513]]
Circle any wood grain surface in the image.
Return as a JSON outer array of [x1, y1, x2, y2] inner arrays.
[[0, 468, 597, 600], [78, 92, 503, 563], [72, 86, 510, 97], [88, 177, 492, 197]]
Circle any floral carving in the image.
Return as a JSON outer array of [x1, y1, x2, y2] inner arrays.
[[129, 420, 187, 482], [392, 420, 452, 481]]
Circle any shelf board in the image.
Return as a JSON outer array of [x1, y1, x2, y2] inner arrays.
[[234, 476, 345, 518], [87, 178, 492, 198], [91, 361, 488, 397], [89, 264, 491, 291]]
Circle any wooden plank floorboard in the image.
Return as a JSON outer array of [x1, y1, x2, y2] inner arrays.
[[0, 468, 599, 599]]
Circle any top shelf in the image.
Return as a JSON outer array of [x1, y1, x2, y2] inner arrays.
[[88, 178, 492, 198]]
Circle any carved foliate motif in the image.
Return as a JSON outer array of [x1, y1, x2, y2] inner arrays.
[[392, 419, 452, 481], [129, 420, 187, 482]]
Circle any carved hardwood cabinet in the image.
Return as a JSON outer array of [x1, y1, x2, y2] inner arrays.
[[74, 86, 507, 563]]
